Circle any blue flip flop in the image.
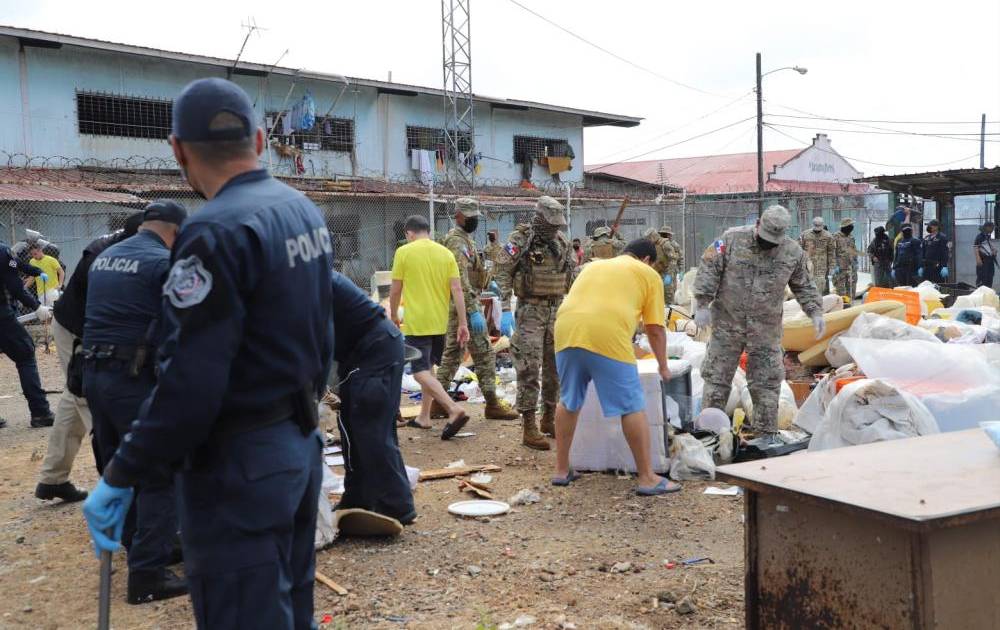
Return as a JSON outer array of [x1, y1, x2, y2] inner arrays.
[[551, 469, 582, 487], [636, 478, 682, 496]]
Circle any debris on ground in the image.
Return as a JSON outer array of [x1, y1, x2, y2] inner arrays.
[[507, 488, 541, 506]]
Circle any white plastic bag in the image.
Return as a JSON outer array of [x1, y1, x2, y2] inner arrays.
[[954, 285, 1000, 310], [669, 433, 716, 480], [808, 378, 939, 451], [735, 379, 797, 430], [826, 312, 940, 367], [674, 268, 698, 311], [842, 338, 1000, 390], [794, 363, 859, 434], [725, 369, 746, 416]]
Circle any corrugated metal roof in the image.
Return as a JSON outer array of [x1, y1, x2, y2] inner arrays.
[[587, 149, 804, 195], [0, 25, 641, 128], [0, 183, 142, 203]]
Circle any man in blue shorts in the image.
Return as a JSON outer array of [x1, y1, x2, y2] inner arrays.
[[551, 239, 681, 496]]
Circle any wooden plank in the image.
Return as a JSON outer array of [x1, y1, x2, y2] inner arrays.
[[717, 430, 1000, 528], [399, 405, 421, 419], [418, 464, 501, 481], [458, 480, 494, 500], [315, 570, 348, 596]]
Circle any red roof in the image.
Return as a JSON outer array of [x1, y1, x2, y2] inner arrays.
[[588, 149, 805, 195], [0, 183, 142, 203]]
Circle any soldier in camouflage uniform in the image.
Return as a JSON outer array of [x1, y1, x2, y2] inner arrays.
[[483, 230, 502, 276], [831, 218, 859, 304], [799, 216, 835, 294], [660, 226, 683, 304], [431, 199, 519, 421], [693, 206, 823, 445], [644, 226, 682, 304], [495, 196, 576, 450], [582, 226, 624, 263]]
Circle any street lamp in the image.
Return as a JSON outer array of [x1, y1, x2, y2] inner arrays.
[[756, 53, 808, 217]]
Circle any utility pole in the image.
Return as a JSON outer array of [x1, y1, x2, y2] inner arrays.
[[442, 0, 475, 187], [756, 52, 764, 218], [981, 113, 987, 169]]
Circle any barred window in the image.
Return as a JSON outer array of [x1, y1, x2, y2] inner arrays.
[[76, 91, 172, 139], [267, 113, 354, 152], [405, 125, 471, 157], [513, 135, 574, 163]]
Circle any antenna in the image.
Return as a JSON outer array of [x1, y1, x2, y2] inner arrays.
[[228, 17, 266, 78], [441, 0, 475, 187]]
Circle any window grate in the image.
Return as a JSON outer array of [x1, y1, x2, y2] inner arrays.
[[267, 114, 354, 152], [76, 91, 172, 140], [513, 135, 574, 163], [405, 125, 471, 158]]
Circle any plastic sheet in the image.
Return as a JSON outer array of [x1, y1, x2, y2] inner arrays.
[[794, 363, 859, 434], [668, 433, 716, 480], [666, 332, 706, 370], [842, 338, 1000, 390], [808, 378, 939, 451], [674, 268, 698, 311], [825, 312, 941, 367], [954, 285, 1000, 310]]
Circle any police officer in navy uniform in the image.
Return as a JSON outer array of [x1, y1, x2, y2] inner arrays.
[[922, 219, 950, 283], [331, 270, 415, 525], [83, 78, 334, 629], [0, 241, 55, 429], [83, 200, 188, 604]]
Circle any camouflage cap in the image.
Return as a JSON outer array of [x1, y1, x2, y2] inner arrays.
[[812, 216, 825, 228], [758, 205, 791, 244], [840, 218, 854, 228], [454, 197, 480, 217], [659, 225, 673, 235], [593, 226, 611, 238], [535, 195, 567, 226]]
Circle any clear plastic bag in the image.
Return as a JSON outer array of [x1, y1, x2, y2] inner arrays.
[[668, 433, 716, 480]]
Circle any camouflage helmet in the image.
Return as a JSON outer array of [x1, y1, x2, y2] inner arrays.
[[593, 226, 612, 238], [535, 196, 567, 226], [454, 197, 480, 217], [658, 225, 673, 236]]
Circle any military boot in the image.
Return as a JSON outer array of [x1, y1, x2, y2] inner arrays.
[[539, 406, 556, 436], [521, 412, 550, 451], [127, 568, 189, 605], [484, 393, 518, 420], [429, 399, 449, 419]]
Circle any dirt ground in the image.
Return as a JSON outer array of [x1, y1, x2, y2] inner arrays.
[[0, 348, 745, 629]]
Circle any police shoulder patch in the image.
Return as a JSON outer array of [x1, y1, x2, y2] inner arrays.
[[164, 255, 213, 309]]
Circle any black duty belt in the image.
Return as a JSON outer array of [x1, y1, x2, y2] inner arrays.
[[82, 344, 139, 362]]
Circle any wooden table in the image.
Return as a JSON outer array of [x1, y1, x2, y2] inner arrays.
[[717, 429, 1000, 629]]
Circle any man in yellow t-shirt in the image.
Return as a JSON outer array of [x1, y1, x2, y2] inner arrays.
[[27, 244, 64, 303], [551, 239, 681, 496], [390, 214, 471, 438]]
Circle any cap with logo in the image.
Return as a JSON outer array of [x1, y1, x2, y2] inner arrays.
[[758, 205, 791, 244], [172, 78, 256, 142], [143, 199, 188, 226], [535, 195, 566, 226], [454, 197, 480, 217]]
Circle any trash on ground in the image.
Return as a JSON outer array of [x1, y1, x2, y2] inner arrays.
[[703, 486, 741, 496], [507, 488, 541, 506], [419, 464, 502, 482], [315, 570, 349, 596], [334, 508, 403, 537], [682, 556, 715, 566], [469, 472, 493, 484], [447, 499, 510, 518], [669, 433, 716, 480], [324, 454, 345, 467]]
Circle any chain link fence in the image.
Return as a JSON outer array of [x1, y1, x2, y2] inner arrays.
[[0, 162, 893, 298]]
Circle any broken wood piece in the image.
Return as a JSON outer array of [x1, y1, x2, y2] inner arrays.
[[461, 478, 492, 492], [315, 570, 348, 596], [399, 405, 421, 419], [418, 464, 502, 482], [458, 480, 495, 500]]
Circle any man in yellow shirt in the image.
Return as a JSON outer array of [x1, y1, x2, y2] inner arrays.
[[390, 215, 471, 438], [27, 244, 63, 302], [552, 239, 681, 496]]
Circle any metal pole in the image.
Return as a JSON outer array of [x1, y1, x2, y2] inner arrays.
[[97, 549, 112, 630], [429, 179, 435, 238], [756, 52, 764, 219], [981, 113, 987, 169]]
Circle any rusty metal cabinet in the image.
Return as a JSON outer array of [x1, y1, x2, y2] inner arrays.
[[718, 430, 1000, 629]]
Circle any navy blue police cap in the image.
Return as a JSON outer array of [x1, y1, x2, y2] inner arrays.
[[143, 199, 188, 226], [172, 78, 256, 142]]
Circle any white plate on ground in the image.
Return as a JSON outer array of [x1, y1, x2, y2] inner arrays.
[[447, 500, 510, 517]]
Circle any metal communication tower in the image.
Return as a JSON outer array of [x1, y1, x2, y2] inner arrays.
[[441, 0, 475, 187]]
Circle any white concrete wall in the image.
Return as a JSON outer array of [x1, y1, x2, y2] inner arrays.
[[771, 134, 862, 183]]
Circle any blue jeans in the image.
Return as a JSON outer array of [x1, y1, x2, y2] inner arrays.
[[178, 421, 322, 630]]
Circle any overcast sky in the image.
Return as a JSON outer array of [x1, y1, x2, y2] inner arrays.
[[6, 0, 1000, 175]]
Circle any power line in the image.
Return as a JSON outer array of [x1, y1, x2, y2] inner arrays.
[[764, 124, 982, 169], [768, 113, 1000, 126], [505, 0, 730, 99], [589, 116, 757, 173], [766, 121, 1000, 143]]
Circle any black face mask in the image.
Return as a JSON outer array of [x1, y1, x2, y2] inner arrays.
[[487, 233, 496, 243], [573, 243, 581, 251], [841, 225, 854, 236], [462, 216, 479, 233], [902, 229, 913, 239], [755, 235, 779, 250]]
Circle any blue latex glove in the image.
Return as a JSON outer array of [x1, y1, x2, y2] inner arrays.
[[39, 272, 49, 283], [891, 269, 896, 281], [941, 266, 949, 279], [488, 280, 501, 296], [832, 266, 840, 276], [663, 274, 672, 287], [469, 311, 487, 334], [500, 310, 515, 337], [917, 267, 924, 279], [82, 479, 134, 556]]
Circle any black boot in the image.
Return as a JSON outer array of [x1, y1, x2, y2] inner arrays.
[[29, 413, 54, 428], [127, 568, 189, 605], [35, 482, 88, 503]]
